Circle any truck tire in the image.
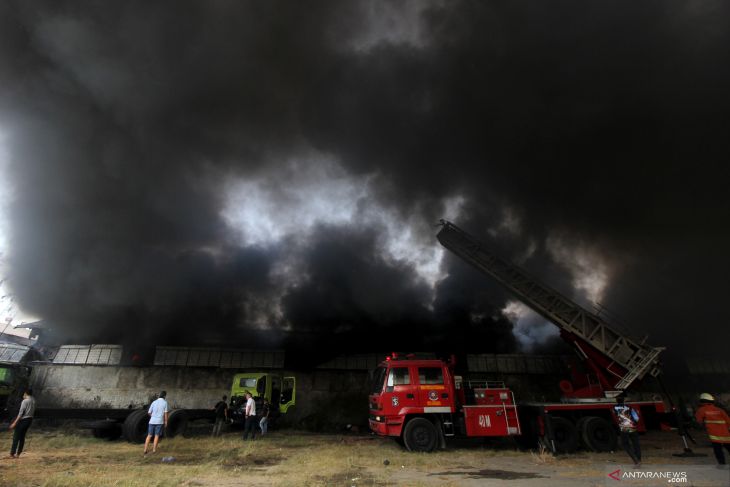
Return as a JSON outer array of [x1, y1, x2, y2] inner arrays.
[[123, 409, 150, 444], [576, 417, 590, 449], [93, 425, 122, 440], [580, 416, 617, 452], [166, 410, 188, 438], [403, 418, 438, 452], [549, 416, 578, 453], [80, 420, 122, 441], [90, 423, 122, 441]]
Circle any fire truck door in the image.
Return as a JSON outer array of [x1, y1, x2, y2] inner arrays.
[[381, 366, 418, 413], [416, 366, 450, 410]]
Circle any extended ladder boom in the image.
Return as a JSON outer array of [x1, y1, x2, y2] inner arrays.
[[437, 220, 663, 391]]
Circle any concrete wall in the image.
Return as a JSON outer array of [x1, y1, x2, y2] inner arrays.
[[296, 369, 371, 429], [29, 364, 373, 430], [30, 365, 236, 410]]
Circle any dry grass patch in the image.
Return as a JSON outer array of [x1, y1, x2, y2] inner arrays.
[[529, 442, 555, 465], [1, 427, 686, 486]]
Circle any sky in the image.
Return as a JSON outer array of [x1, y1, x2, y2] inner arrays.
[[0, 0, 728, 359]]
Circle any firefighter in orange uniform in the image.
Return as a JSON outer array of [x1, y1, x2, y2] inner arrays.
[[695, 393, 730, 466]]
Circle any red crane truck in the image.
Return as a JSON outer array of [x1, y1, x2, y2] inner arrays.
[[369, 221, 668, 453]]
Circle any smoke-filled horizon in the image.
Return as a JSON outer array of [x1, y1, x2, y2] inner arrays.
[[0, 1, 728, 357]]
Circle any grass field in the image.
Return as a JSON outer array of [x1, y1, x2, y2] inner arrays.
[[0, 424, 524, 487], [0, 426, 721, 487]]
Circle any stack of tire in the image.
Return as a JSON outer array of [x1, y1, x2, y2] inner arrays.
[[121, 409, 189, 443], [122, 409, 150, 443]]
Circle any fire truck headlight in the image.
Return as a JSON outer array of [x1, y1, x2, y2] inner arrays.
[[375, 416, 382, 422]]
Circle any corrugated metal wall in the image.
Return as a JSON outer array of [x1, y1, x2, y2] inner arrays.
[[53, 345, 122, 365], [0, 344, 30, 364], [153, 346, 284, 368], [467, 354, 568, 374]]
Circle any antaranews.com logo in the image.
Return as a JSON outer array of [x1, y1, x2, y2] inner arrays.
[[605, 464, 728, 486], [608, 468, 687, 483]]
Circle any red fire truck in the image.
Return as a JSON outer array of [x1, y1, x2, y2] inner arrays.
[[369, 353, 521, 452], [368, 221, 668, 452]]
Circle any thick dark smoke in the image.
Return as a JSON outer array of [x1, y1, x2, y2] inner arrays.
[[0, 1, 728, 360]]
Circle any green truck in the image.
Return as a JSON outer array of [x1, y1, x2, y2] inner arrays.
[[0, 364, 29, 421], [2, 364, 297, 441], [2, 342, 298, 438], [85, 371, 297, 440], [229, 372, 296, 425]]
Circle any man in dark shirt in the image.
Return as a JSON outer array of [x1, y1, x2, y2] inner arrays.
[[9, 389, 36, 458], [259, 399, 271, 436], [613, 393, 641, 467], [212, 395, 228, 437]]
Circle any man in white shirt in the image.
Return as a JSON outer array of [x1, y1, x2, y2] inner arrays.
[[243, 392, 257, 440], [144, 391, 169, 455]]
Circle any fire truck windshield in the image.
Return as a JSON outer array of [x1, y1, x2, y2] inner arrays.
[[370, 367, 387, 394]]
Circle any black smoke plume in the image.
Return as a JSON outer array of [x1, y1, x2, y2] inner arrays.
[[0, 1, 728, 360]]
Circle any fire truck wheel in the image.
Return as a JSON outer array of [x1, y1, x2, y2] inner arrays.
[[549, 416, 578, 453], [403, 418, 438, 452], [576, 417, 590, 449], [580, 416, 617, 452]]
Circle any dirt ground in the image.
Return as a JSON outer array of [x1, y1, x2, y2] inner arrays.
[[0, 425, 728, 486]]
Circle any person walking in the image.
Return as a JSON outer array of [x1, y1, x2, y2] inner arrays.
[[695, 393, 730, 467], [613, 393, 641, 467], [212, 395, 229, 437], [8, 389, 36, 458], [259, 399, 270, 436], [242, 392, 257, 440], [143, 391, 169, 456]]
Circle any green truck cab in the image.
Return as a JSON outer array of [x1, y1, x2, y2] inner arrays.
[[229, 372, 295, 424], [0, 365, 28, 421], [0, 365, 12, 412]]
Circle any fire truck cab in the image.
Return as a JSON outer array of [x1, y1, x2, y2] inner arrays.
[[369, 353, 520, 451]]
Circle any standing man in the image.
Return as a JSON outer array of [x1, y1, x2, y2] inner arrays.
[[143, 391, 168, 456], [613, 393, 641, 467], [8, 389, 35, 458], [259, 399, 270, 436], [242, 392, 257, 441], [695, 393, 730, 467], [212, 395, 229, 437]]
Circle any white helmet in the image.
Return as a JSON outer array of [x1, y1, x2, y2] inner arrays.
[[700, 393, 715, 402]]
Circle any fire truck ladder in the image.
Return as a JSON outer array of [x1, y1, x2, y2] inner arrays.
[[437, 220, 664, 392]]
